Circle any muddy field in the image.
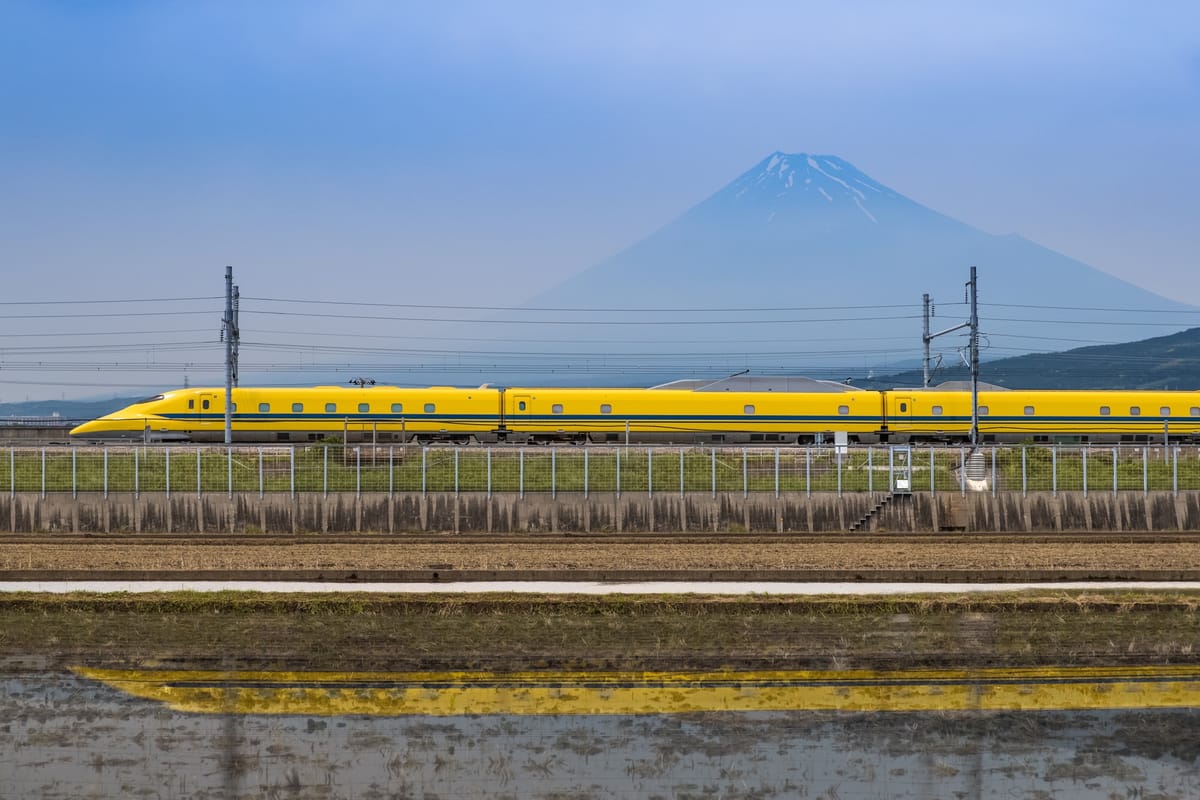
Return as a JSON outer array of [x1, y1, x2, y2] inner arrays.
[[3, 535, 1200, 574], [2, 592, 1200, 674]]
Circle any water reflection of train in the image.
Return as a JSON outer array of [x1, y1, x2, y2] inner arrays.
[[69, 376, 1200, 445]]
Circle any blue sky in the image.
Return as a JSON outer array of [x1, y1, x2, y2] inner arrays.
[[2, 1, 1198, 398]]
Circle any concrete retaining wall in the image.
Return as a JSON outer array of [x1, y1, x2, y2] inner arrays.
[[1, 491, 1199, 533]]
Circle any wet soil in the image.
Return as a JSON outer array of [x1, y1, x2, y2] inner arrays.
[[3, 539, 1199, 573], [2, 593, 1199, 673]]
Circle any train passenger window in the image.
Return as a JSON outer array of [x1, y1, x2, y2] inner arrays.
[[600, 404, 612, 414], [838, 405, 850, 415], [202, 399, 210, 410], [259, 403, 270, 413], [978, 406, 989, 415], [292, 403, 303, 412], [1161, 406, 1171, 416], [899, 402, 907, 412], [518, 401, 526, 411], [325, 403, 336, 413], [391, 403, 403, 413], [358, 403, 369, 413], [1130, 406, 1141, 416], [744, 405, 756, 415], [1192, 407, 1200, 417], [1099, 406, 1110, 416], [424, 403, 435, 413], [231, 403, 237, 412], [552, 404, 564, 414], [1024, 406, 1035, 416], [931, 406, 943, 416], [188, 399, 195, 410]]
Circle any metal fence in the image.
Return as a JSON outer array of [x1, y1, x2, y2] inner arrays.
[[3, 444, 1200, 497]]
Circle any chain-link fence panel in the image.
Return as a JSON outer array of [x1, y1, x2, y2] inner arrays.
[[1177, 448, 1200, 491], [10, 443, 1200, 496]]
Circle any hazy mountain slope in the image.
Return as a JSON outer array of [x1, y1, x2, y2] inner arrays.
[[530, 153, 1193, 356], [865, 327, 1200, 390]]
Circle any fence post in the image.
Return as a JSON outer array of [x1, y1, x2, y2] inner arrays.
[[551, 448, 556, 500], [389, 446, 394, 497], [648, 448, 653, 498], [1052, 445, 1057, 497], [616, 448, 620, 498], [487, 448, 492, 499], [358, 447, 363, 498], [9, 449, 13, 497], [805, 446, 811, 496], [679, 447, 684, 498], [929, 446, 934, 496], [711, 448, 716, 497], [289, 447, 294, 498], [519, 448, 524, 499], [323, 447, 329, 498], [774, 448, 779, 498], [1112, 447, 1117, 495], [1143, 446, 1148, 495], [583, 448, 588, 499], [227, 446, 233, 499], [42, 449, 46, 499], [135, 447, 139, 499], [991, 447, 996, 497], [197, 447, 201, 498], [423, 447, 428, 496], [959, 446, 965, 497], [1173, 446, 1178, 496], [453, 447, 459, 496], [868, 447, 873, 494], [258, 447, 264, 498], [72, 449, 77, 499], [837, 448, 842, 497], [1082, 447, 1088, 498], [1021, 446, 1027, 497]]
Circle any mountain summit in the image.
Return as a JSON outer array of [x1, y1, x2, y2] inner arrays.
[[529, 152, 1193, 362], [713, 152, 911, 224]]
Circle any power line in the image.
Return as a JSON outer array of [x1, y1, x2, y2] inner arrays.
[[0, 296, 221, 306]]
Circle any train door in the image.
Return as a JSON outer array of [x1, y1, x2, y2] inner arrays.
[[511, 394, 532, 438], [194, 392, 219, 428], [893, 395, 916, 441]]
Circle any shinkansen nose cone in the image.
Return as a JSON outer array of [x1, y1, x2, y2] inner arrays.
[[69, 412, 150, 441], [68, 393, 189, 442]]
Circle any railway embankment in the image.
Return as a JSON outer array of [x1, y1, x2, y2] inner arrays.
[[2, 489, 1199, 533]]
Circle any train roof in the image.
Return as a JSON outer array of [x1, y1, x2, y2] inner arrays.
[[898, 381, 1010, 391], [650, 376, 863, 393]]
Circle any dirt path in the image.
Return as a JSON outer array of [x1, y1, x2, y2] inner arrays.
[[3, 539, 1200, 572]]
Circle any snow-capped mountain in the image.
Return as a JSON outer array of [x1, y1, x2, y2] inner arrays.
[[527, 152, 1194, 370]]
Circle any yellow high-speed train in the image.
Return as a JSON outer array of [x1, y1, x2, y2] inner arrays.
[[69, 376, 1200, 445]]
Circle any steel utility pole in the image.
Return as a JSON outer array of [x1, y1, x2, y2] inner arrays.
[[221, 266, 240, 446], [968, 266, 980, 447], [920, 267, 981, 446], [922, 293, 932, 388]]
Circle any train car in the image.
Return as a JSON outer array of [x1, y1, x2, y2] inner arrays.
[[500, 380, 883, 444], [69, 385, 504, 444], [884, 388, 1200, 443]]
